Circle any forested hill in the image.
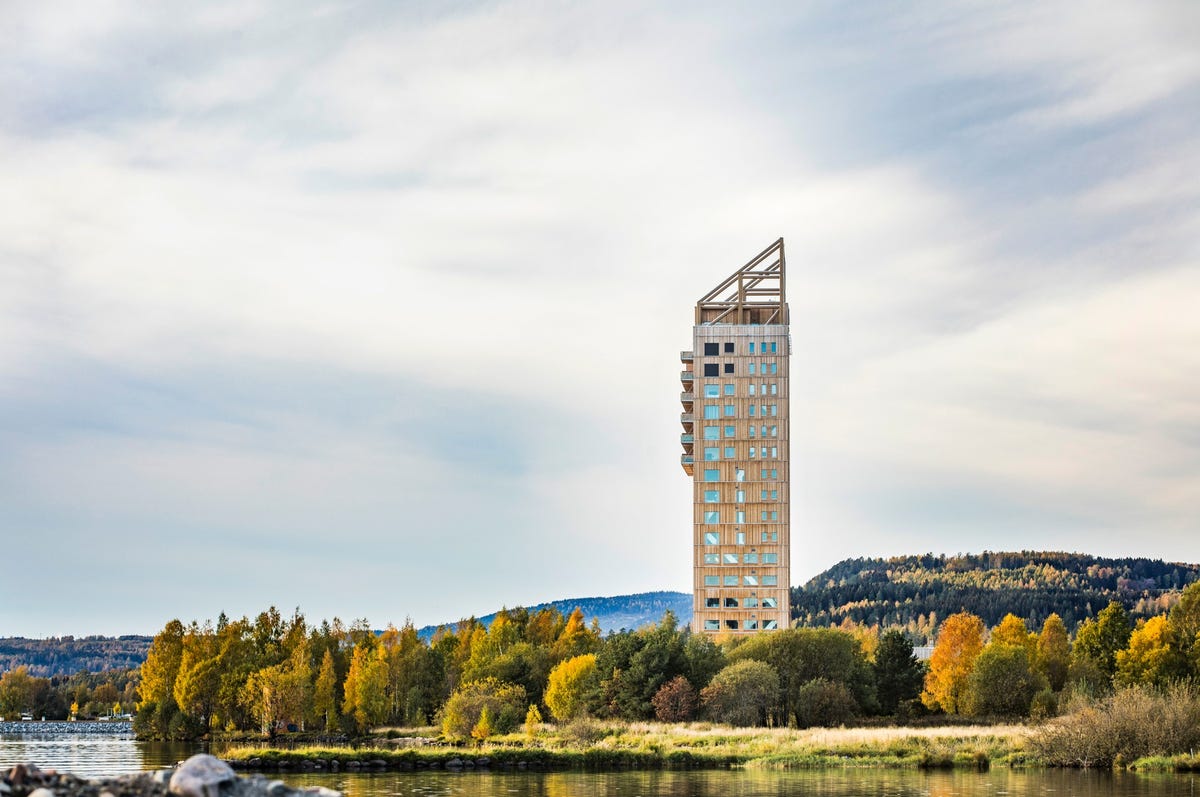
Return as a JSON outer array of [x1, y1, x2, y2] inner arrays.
[[417, 590, 693, 639], [0, 635, 151, 677], [791, 551, 1200, 636]]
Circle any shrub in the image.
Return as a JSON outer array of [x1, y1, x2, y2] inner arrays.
[[794, 678, 858, 728], [1030, 682, 1200, 767], [701, 660, 779, 726], [440, 678, 527, 742]]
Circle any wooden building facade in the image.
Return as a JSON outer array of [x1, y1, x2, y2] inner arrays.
[[681, 239, 792, 634]]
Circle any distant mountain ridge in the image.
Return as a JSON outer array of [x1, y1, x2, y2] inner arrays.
[[415, 590, 693, 639], [791, 551, 1200, 636]]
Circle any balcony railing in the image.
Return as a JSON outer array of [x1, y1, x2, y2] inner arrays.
[[680, 370, 694, 384], [680, 350, 694, 363], [681, 454, 694, 465], [680, 392, 694, 404], [680, 412, 694, 425], [681, 434, 694, 444]]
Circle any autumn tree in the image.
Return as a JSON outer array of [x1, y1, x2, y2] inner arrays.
[[1116, 615, 1184, 687], [921, 611, 985, 714], [1035, 614, 1071, 691], [440, 678, 527, 742], [0, 667, 35, 717], [544, 653, 598, 722], [313, 649, 338, 731], [651, 675, 698, 722], [135, 619, 185, 738]]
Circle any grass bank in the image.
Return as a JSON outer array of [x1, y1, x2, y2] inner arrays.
[[222, 722, 1034, 772]]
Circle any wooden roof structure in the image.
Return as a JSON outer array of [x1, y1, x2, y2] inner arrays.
[[695, 238, 787, 325]]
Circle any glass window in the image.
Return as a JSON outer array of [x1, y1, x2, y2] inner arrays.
[[770, 511, 778, 521], [749, 405, 756, 417], [749, 384, 756, 396], [735, 468, 745, 482], [724, 363, 734, 374], [771, 405, 778, 417], [703, 447, 719, 461], [724, 384, 735, 395], [704, 576, 719, 586], [704, 553, 719, 564], [704, 510, 720, 524], [744, 596, 759, 608], [763, 553, 778, 563], [761, 531, 769, 542], [771, 490, 778, 500], [704, 532, 720, 545], [724, 597, 738, 608], [744, 552, 758, 563], [761, 490, 769, 500], [724, 446, 735, 458], [724, 342, 734, 353], [744, 575, 758, 586], [760, 469, 769, 479], [770, 426, 777, 438], [749, 447, 757, 459], [724, 405, 736, 417], [749, 426, 756, 439], [704, 468, 719, 481], [763, 620, 778, 630], [724, 425, 735, 438], [736, 531, 745, 545], [762, 597, 778, 608], [703, 489, 719, 502], [723, 553, 738, 564], [703, 363, 719, 377], [770, 531, 778, 541], [770, 342, 777, 353], [703, 426, 719, 440], [770, 384, 778, 395], [705, 619, 720, 630], [770, 362, 778, 374], [706, 597, 720, 608], [749, 342, 755, 353], [725, 619, 739, 630], [735, 489, 745, 503], [735, 510, 746, 524], [760, 510, 768, 521], [748, 363, 757, 375], [745, 619, 758, 630], [761, 405, 768, 416], [762, 575, 778, 586], [704, 385, 720, 398], [771, 447, 778, 459], [703, 405, 719, 419], [704, 342, 719, 355], [771, 469, 778, 478], [724, 575, 738, 586]]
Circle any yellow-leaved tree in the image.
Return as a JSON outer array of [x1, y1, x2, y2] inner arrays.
[[921, 611, 984, 714], [544, 653, 598, 722]]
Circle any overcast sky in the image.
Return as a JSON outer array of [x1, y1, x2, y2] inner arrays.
[[1, 1, 1197, 637]]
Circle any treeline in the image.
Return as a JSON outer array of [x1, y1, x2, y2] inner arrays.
[[792, 551, 1200, 637], [0, 666, 138, 720], [134, 604, 928, 740], [0, 636, 151, 677], [921, 581, 1200, 719]]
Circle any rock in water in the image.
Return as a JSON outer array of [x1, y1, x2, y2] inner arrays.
[[170, 755, 237, 797]]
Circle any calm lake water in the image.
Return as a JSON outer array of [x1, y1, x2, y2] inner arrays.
[[3, 724, 1199, 797]]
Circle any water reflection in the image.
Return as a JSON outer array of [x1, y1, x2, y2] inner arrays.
[[2, 729, 1200, 797]]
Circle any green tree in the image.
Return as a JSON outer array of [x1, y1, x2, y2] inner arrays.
[[0, 667, 36, 717], [873, 629, 924, 715], [921, 611, 985, 714], [1073, 601, 1132, 683], [1168, 581, 1200, 676], [700, 660, 779, 726], [544, 653, 598, 722], [963, 642, 1047, 718]]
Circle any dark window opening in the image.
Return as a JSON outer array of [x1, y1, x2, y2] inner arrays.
[[725, 619, 739, 629], [704, 342, 719, 356], [723, 363, 734, 374], [706, 597, 720, 608], [703, 364, 719, 377], [724, 342, 734, 353], [724, 598, 739, 608]]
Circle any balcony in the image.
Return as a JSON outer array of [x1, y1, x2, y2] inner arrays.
[[680, 350, 694, 363], [680, 412, 694, 430], [681, 453, 694, 476], [680, 370, 695, 386], [681, 433, 694, 445], [680, 391, 694, 408]]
